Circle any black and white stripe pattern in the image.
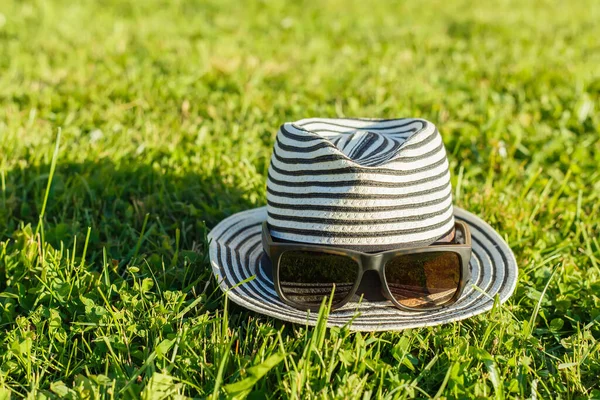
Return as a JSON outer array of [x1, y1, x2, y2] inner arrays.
[[267, 118, 454, 250], [208, 207, 518, 331]]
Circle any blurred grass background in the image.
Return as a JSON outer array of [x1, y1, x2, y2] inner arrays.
[[0, 0, 599, 398]]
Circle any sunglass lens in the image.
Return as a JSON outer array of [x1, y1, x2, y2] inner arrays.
[[278, 251, 359, 308], [384, 252, 461, 309]]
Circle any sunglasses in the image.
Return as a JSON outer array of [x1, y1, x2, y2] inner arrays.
[[262, 222, 472, 311]]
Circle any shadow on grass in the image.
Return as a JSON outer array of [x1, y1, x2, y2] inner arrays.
[[3, 158, 258, 245], [0, 158, 262, 311]]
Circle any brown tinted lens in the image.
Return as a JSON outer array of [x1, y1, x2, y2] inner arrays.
[[278, 251, 359, 307], [384, 252, 460, 309]]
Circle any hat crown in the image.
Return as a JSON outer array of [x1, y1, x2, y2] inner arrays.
[[266, 118, 454, 251]]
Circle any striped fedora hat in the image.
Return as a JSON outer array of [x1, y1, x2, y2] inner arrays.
[[209, 118, 518, 331]]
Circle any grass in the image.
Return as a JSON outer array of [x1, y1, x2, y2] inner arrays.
[[0, 0, 599, 397]]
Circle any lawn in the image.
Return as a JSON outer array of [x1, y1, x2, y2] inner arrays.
[[1, 0, 599, 398]]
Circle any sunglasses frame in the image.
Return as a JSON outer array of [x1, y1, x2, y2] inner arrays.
[[262, 221, 472, 312]]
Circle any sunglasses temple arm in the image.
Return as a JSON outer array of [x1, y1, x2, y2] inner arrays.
[[459, 221, 472, 245], [261, 222, 272, 258]]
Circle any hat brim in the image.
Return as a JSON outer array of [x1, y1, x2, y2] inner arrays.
[[208, 206, 517, 331]]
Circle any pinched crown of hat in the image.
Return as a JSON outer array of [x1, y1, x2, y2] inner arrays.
[[266, 118, 455, 251]]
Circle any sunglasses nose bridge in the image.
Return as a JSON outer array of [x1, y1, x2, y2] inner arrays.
[[360, 254, 383, 272]]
